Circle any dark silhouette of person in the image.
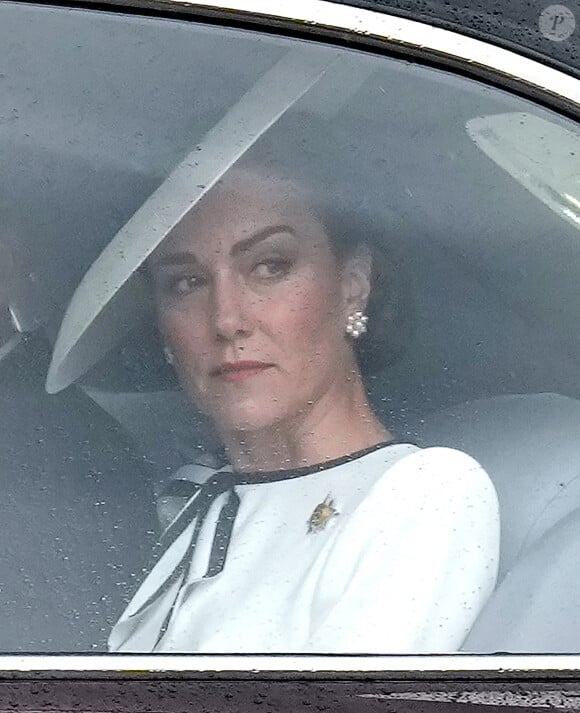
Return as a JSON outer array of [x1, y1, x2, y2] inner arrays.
[[0, 239, 157, 652]]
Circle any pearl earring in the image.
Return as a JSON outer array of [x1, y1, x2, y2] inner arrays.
[[163, 346, 175, 365], [346, 310, 368, 339]]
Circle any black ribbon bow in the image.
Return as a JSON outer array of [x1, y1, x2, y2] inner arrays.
[[129, 470, 240, 648]]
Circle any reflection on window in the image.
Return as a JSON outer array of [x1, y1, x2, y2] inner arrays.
[[467, 112, 580, 230], [1, 1, 579, 655]]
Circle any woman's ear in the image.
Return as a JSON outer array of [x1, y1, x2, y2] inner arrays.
[[340, 243, 372, 316]]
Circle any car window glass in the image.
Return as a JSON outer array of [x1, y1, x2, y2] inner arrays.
[[1, 1, 580, 655]]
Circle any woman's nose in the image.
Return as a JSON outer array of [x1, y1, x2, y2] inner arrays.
[[210, 273, 252, 341]]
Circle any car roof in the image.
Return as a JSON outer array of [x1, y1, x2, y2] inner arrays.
[[331, 0, 580, 77]]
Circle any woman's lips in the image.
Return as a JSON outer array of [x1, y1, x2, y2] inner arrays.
[[211, 361, 274, 383]]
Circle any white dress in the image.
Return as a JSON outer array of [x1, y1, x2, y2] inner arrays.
[[109, 442, 499, 653]]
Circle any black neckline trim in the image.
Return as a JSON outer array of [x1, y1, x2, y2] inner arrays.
[[232, 439, 416, 485]]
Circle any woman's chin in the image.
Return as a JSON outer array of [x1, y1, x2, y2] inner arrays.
[[209, 400, 286, 436]]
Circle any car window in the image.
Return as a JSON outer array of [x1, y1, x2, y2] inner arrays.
[[1, 0, 580, 656]]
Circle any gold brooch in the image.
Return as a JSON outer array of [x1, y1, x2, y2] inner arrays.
[[308, 494, 339, 534]]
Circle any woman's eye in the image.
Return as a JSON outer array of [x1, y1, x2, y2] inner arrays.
[[166, 275, 203, 296], [252, 259, 292, 279]]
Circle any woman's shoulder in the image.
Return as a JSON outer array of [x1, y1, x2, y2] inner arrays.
[[331, 444, 500, 575], [401, 443, 491, 472], [369, 443, 499, 508]]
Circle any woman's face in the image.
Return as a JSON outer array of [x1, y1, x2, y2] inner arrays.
[[149, 171, 369, 435]]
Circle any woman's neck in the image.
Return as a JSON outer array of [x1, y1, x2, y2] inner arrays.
[[222, 374, 392, 474]]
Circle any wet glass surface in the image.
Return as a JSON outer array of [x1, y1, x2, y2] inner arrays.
[[1, 1, 580, 655]]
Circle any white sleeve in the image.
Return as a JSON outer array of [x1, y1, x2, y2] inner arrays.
[[306, 447, 500, 653]]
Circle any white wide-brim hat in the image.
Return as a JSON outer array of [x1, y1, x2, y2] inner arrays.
[[48, 43, 579, 395]]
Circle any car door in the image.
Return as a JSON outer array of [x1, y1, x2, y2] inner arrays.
[[1, 0, 580, 708]]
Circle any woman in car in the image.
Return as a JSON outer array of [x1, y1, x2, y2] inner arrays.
[[101, 163, 500, 654]]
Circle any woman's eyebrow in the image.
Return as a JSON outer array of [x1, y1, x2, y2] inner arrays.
[[232, 225, 295, 255], [150, 225, 296, 269]]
